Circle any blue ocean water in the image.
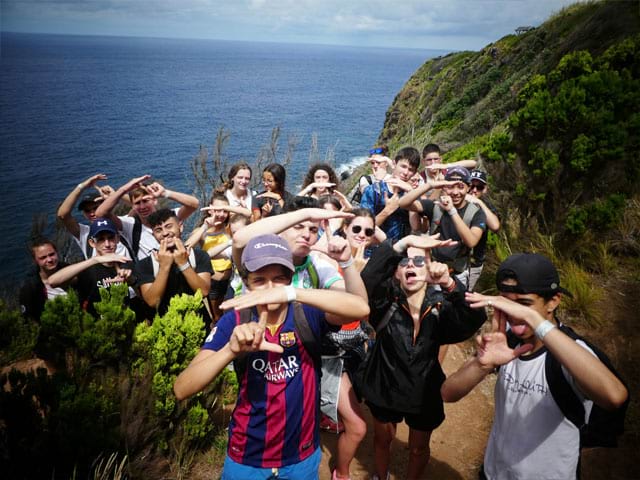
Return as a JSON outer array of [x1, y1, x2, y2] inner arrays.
[[0, 32, 443, 281]]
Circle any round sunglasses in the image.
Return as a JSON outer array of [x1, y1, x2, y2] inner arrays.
[[398, 256, 426, 267], [351, 225, 375, 237]]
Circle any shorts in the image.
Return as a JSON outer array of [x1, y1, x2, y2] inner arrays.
[[367, 402, 437, 432], [221, 447, 321, 480], [209, 277, 231, 300]]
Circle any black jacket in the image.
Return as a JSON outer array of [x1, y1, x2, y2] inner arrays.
[[19, 263, 69, 321], [357, 241, 486, 423]]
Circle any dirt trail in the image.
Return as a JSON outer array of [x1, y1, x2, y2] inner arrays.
[[318, 342, 494, 480]]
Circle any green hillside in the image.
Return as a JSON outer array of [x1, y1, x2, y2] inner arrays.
[[379, 0, 639, 249]]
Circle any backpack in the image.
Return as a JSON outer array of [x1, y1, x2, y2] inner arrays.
[[428, 202, 480, 273], [232, 303, 322, 382], [350, 174, 375, 205], [546, 324, 629, 448], [507, 325, 629, 448]]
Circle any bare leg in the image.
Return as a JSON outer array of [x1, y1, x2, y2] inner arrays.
[[334, 373, 367, 478], [407, 428, 432, 480], [373, 418, 396, 479]]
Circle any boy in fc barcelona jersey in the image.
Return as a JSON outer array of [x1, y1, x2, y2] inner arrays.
[[174, 233, 369, 480]]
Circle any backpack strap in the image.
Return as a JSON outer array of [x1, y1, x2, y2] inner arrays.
[[429, 204, 444, 235], [376, 301, 398, 335], [131, 215, 143, 259]]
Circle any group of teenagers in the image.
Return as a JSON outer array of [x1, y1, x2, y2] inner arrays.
[[21, 143, 629, 480]]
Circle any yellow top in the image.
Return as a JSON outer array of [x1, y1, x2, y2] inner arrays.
[[202, 230, 232, 272]]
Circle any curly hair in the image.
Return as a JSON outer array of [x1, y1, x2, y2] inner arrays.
[[301, 163, 339, 194]]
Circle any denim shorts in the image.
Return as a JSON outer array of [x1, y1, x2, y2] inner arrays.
[[221, 447, 321, 480]]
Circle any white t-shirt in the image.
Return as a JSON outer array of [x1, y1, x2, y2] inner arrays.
[[225, 189, 254, 211], [484, 342, 595, 480]]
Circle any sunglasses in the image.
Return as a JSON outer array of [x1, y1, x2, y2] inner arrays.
[[351, 225, 375, 237], [399, 256, 426, 267], [470, 183, 486, 191], [369, 147, 384, 155]]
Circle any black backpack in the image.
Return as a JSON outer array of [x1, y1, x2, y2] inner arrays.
[[508, 324, 629, 448], [232, 303, 321, 381], [350, 174, 374, 204]]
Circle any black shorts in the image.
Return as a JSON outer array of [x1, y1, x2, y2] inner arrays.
[[366, 402, 438, 432], [209, 278, 231, 300]]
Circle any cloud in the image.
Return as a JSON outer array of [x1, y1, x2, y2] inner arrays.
[[2, 0, 580, 50]]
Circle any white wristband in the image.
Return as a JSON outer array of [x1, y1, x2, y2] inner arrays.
[[162, 190, 170, 198], [535, 320, 556, 340], [178, 262, 191, 272], [77, 183, 86, 190], [284, 285, 297, 302], [447, 208, 458, 216], [339, 257, 354, 269]]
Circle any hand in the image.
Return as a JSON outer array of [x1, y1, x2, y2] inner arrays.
[[261, 201, 274, 215], [311, 226, 350, 262], [426, 163, 449, 171], [311, 182, 336, 191], [146, 182, 166, 198], [382, 191, 400, 214], [83, 173, 107, 188], [228, 310, 284, 355], [304, 208, 354, 223], [353, 244, 368, 272], [424, 259, 451, 285], [172, 238, 190, 266], [472, 301, 534, 369], [256, 191, 282, 201], [96, 185, 115, 199], [465, 292, 545, 331], [154, 240, 174, 269], [396, 233, 458, 252], [386, 177, 412, 193], [437, 195, 455, 212], [124, 174, 151, 192], [220, 287, 289, 311]]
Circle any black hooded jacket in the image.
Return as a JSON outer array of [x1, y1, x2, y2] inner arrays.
[[357, 241, 486, 424]]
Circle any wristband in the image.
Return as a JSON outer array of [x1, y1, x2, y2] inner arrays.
[[339, 257, 354, 269], [395, 238, 407, 252], [77, 183, 86, 190], [443, 278, 456, 293], [162, 190, 170, 198], [535, 320, 556, 340], [178, 262, 191, 272], [283, 285, 297, 302], [447, 208, 458, 216]]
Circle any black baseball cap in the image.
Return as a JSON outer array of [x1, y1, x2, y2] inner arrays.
[[77, 194, 104, 211], [496, 253, 573, 298], [470, 170, 488, 184]]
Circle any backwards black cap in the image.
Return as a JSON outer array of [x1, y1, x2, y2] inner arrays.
[[496, 253, 573, 298]]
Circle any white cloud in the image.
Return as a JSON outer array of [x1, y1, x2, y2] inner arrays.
[[3, 0, 581, 50]]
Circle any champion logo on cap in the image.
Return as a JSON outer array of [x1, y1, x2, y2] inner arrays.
[[254, 242, 289, 251]]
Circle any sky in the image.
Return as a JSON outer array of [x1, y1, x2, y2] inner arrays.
[[2, 0, 582, 51]]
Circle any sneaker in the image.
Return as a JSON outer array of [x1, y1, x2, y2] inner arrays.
[[332, 470, 351, 480], [319, 414, 345, 434]]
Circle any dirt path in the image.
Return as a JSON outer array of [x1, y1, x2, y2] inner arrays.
[[318, 342, 495, 480]]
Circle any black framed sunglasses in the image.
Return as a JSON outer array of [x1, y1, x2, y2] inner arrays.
[[369, 147, 384, 155], [470, 183, 486, 191], [399, 256, 426, 267], [351, 225, 375, 237]]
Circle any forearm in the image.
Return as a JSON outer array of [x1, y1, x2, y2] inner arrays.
[[140, 269, 171, 307], [337, 263, 368, 301], [207, 241, 232, 259], [170, 191, 199, 219], [57, 183, 84, 220], [181, 268, 210, 296], [95, 187, 124, 217], [174, 346, 236, 400], [451, 214, 481, 247], [477, 201, 500, 231], [441, 356, 492, 402], [226, 205, 252, 217], [450, 159, 477, 170], [48, 258, 96, 286], [398, 184, 429, 209], [234, 209, 306, 248], [295, 288, 369, 321], [184, 225, 206, 248]]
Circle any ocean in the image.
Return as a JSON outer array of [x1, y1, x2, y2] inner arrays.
[[0, 32, 444, 282]]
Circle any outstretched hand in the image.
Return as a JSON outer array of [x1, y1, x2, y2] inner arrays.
[[311, 225, 351, 262], [220, 286, 289, 312]]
